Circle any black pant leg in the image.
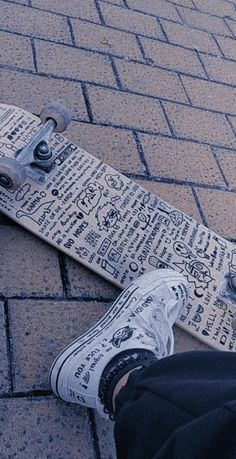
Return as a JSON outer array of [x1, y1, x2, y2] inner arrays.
[[114, 351, 236, 459]]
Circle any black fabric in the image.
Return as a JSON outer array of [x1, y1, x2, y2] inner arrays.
[[114, 351, 236, 459]]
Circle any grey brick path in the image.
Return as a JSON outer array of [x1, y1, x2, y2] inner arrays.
[[0, 0, 236, 457]]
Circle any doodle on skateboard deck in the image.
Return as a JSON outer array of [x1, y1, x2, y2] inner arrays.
[[0, 103, 235, 351]]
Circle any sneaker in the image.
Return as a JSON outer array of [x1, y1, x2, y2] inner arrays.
[[50, 269, 189, 418]]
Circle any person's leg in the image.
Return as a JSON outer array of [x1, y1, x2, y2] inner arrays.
[[114, 351, 236, 459]]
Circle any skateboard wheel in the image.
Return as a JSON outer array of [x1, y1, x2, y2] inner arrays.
[[0, 157, 26, 191], [40, 103, 71, 133]]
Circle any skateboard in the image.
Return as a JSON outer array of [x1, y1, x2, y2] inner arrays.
[[0, 103, 236, 352]]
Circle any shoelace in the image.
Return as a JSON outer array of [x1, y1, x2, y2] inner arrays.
[[132, 303, 175, 358]]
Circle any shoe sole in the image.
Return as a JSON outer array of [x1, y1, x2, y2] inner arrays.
[[50, 270, 187, 399]]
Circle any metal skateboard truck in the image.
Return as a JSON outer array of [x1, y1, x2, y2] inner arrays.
[[0, 103, 71, 191]]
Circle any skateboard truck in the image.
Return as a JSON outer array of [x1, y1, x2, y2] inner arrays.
[[219, 272, 236, 308], [0, 103, 71, 191]]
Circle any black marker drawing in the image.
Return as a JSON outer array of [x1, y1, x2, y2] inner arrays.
[[129, 262, 138, 272], [111, 326, 136, 348], [96, 202, 121, 232], [175, 259, 214, 290], [75, 247, 90, 259], [101, 259, 116, 275], [15, 183, 31, 201], [138, 212, 151, 230], [158, 202, 183, 227], [148, 256, 170, 270], [229, 249, 236, 275], [108, 248, 121, 263], [105, 174, 124, 191], [16, 200, 54, 224], [213, 235, 227, 250], [76, 182, 103, 215], [54, 143, 77, 166], [98, 238, 111, 256], [174, 241, 210, 260]]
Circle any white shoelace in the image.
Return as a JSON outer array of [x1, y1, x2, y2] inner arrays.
[[131, 303, 175, 358]]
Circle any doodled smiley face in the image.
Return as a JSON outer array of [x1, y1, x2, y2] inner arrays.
[[96, 202, 121, 232]]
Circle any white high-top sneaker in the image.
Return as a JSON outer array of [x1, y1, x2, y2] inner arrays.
[[50, 269, 189, 418]]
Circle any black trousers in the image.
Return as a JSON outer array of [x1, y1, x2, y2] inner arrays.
[[114, 351, 236, 459]]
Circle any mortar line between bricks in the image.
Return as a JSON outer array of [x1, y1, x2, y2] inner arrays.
[[211, 34, 225, 57], [0, 22, 234, 63], [88, 409, 102, 459], [108, 56, 123, 89], [1, 0, 235, 41], [1, 295, 113, 303], [223, 17, 236, 37], [72, 118, 236, 153], [3, 34, 236, 90], [191, 187, 209, 227], [159, 100, 176, 137], [126, 174, 235, 192], [0, 390, 52, 400], [210, 147, 229, 188], [122, 0, 129, 7], [132, 131, 151, 176], [3, 300, 14, 394], [176, 4, 236, 25], [177, 75, 192, 105], [156, 17, 170, 42], [195, 50, 210, 79], [57, 252, 71, 298], [28, 0, 32, 6], [94, 0, 106, 25], [135, 34, 148, 61], [66, 16, 76, 46], [81, 82, 94, 122], [30, 37, 38, 72], [226, 115, 236, 136]]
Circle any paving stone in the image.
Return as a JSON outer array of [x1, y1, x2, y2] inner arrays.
[[169, 0, 195, 6], [115, 60, 189, 102], [178, 6, 233, 36], [163, 101, 236, 148], [135, 179, 201, 222], [32, 0, 100, 23], [0, 226, 62, 297], [0, 301, 11, 394], [0, 30, 34, 70], [182, 76, 236, 115], [200, 54, 236, 86], [193, 0, 236, 18], [88, 86, 171, 134], [126, 0, 180, 22], [141, 37, 206, 77], [160, 19, 221, 55], [65, 121, 145, 174], [139, 135, 224, 185], [11, 0, 29, 4], [66, 258, 120, 300], [9, 299, 108, 391], [0, 397, 95, 459], [95, 413, 116, 459], [215, 149, 236, 189], [0, 1, 71, 43], [228, 115, 236, 133], [0, 69, 88, 120], [195, 188, 236, 239], [35, 40, 117, 87], [71, 19, 143, 61], [215, 35, 236, 60], [173, 325, 211, 352], [225, 18, 236, 37], [100, 2, 164, 38], [103, 0, 124, 4]]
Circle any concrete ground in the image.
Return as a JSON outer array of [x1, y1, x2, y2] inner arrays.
[[0, 0, 236, 457]]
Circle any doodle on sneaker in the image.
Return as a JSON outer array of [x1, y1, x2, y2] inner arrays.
[[50, 269, 189, 418]]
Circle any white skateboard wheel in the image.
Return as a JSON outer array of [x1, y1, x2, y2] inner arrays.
[[0, 157, 26, 191], [40, 103, 71, 133]]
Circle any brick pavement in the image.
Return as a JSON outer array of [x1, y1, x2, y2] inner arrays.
[[0, 0, 235, 457]]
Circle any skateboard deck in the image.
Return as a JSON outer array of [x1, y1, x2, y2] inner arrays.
[[0, 103, 236, 352]]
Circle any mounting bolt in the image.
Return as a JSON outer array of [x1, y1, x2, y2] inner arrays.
[[35, 141, 52, 161]]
